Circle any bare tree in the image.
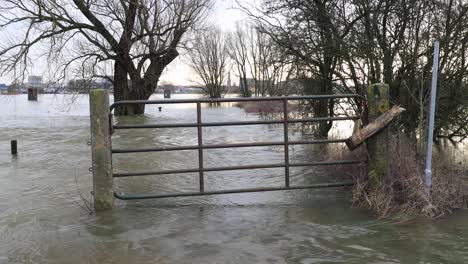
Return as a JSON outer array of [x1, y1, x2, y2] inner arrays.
[[227, 23, 251, 97], [0, 0, 211, 115], [188, 26, 229, 98], [240, 0, 468, 141]]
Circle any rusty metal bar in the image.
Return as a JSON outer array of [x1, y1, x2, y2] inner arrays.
[[113, 160, 362, 178], [112, 116, 360, 130], [113, 145, 198, 153], [111, 139, 350, 154], [290, 160, 362, 167], [114, 168, 200, 177], [113, 163, 285, 177], [114, 181, 354, 200], [110, 94, 364, 111], [114, 123, 197, 129], [289, 139, 348, 145], [283, 98, 290, 188], [204, 163, 285, 172], [197, 102, 204, 193]]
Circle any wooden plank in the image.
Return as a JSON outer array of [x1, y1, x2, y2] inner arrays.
[[346, 105, 405, 150]]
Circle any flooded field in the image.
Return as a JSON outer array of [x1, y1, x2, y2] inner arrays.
[[0, 94, 467, 263]]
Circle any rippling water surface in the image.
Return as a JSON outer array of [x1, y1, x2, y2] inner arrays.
[[0, 94, 467, 263]]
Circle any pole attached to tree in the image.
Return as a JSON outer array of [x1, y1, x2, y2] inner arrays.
[[89, 89, 114, 210], [425, 41, 440, 193]]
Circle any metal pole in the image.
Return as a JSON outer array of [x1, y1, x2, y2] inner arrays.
[[283, 98, 290, 188], [425, 40, 439, 193], [196, 102, 204, 193]]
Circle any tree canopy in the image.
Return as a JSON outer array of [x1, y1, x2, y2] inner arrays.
[[241, 0, 468, 140], [0, 0, 212, 115]]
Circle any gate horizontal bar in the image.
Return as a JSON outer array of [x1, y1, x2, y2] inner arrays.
[[290, 160, 362, 167], [112, 139, 349, 153], [114, 168, 200, 177], [112, 116, 360, 130], [113, 145, 199, 153], [110, 94, 364, 111], [113, 181, 354, 200], [113, 163, 284, 177], [113, 160, 362, 177]]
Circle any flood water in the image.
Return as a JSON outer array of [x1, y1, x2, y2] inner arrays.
[[0, 94, 467, 263]]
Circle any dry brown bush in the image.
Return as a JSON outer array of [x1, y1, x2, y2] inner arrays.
[[331, 134, 467, 219]]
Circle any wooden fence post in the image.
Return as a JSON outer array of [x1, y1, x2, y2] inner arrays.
[[366, 83, 390, 186], [89, 89, 114, 210]]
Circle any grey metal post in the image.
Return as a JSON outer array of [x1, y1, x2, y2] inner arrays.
[[89, 89, 114, 210], [425, 41, 439, 193]]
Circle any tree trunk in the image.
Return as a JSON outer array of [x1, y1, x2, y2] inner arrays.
[[313, 99, 333, 138], [113, 65, 154, 116], [113, 49, 177, 116], [113, 62, 132, 116], [313, 81, 334, 138], [113, 61, 164, 115]]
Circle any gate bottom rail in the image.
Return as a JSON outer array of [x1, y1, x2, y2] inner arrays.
[[114, 181, 354, 200]]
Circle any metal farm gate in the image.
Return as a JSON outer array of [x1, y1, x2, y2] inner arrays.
[[107, 94, 364, 200]]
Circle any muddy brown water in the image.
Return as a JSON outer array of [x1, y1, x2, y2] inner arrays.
[[0, 94, 467, 263]]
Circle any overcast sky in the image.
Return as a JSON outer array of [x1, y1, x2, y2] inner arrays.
[[0, 0, 250, 86]]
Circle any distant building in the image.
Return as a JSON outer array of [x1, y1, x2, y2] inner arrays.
[[28, 76, 43, 89], [239, 78, 263, 94], [66, 78, 114, 93], [7, 83, 21, 94], [277, 79, 305, 95], [43, 83, 65, 94], [238, 77, 306, 96], [0, 83, 7, 94]]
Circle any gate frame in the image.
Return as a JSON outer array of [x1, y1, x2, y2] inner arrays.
[[90, 90, 364, 210]]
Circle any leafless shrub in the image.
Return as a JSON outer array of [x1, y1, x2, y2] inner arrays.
[[331, 134, 467, 219]]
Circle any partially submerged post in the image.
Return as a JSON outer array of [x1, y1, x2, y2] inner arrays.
[[164, 88, 171, 98], [11, 140, 17, 155], [89, 89, 114, 210], [28, 88, 38, 101], [366, 83, 390, 186]]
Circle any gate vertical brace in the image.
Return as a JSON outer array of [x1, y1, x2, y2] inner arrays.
[[197, 102, 204, 193], [283, 98, 290, 188], [89, 89, 114, 210]]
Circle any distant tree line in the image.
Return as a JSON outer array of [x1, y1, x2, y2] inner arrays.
[[188, 23, 293, 99]]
